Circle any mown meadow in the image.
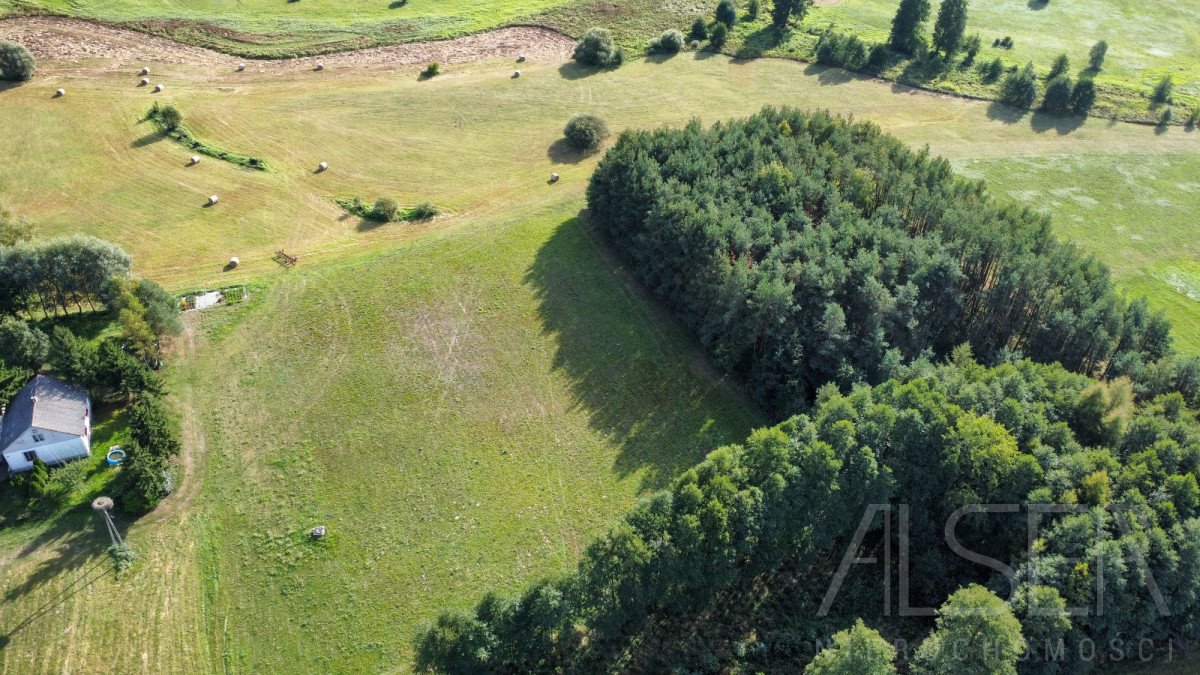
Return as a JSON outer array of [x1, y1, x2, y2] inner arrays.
[[1, 29, 1200, 672]]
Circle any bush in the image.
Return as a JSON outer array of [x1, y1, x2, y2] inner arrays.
[[980, 57, 1004, 82], [1040, 75, 1074, 115], [1069, 78, 1097, 115], [1047, 53, 1070, 80], [1160, 106, 1174, 127], [747, 0, 760, 18], [0, 317, 48, 370], [372, 196, 400, 222], [421, 62, 439, 78], [0, 40, 34, 82], [573, 28, 623, 67], [716, 0, 738, 27], [564, 114, 610, 150], [649, 29, 685, 55], [709, 22, 729, 50], [1153, 75, 1174, 104], [1188, 109, 1199, 130], [157, 104, 183, 131], [815, 32, 868, 70], [408, 201, 440, 220], [1000, 62, 1038, 109], [1089, 40, 1108, 71], [962, 33, 981, 65], [867, 43, 890, 70], [690, 17, 709, 41]]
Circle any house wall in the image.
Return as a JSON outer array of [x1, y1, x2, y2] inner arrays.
[[2, 429, 90, 472]]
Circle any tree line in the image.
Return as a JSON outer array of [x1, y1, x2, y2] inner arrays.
[[0, 234, 132, 318], [414, 353, 1200, 672], [585, 108, 1181, 417]]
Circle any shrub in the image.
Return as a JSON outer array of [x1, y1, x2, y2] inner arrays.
[[867, 43, 890, 70], [408, 201, 440, 220], [815, 32, 868, 70], [1153, 75, 1174, 104], [1069, 78, 1097, 115], [372, 196, 400, 222], [1160, 106, 1174, 127], [0, 317, 48, 370], [690, 17, 709, 41], [1188, 109, 1199, 130], [1047, 53, 1069, 80], [0, 40, 34, 82], [564, 114, 610, 150], [747, 0, 760, 18], [716, 0, 738, 27], [156, 104, 183, 131], [421, 62, 439, 78], [649, 29, 685, 55], [573, 28, 623, 67], [962, 33, 981, 65], [1000, 62, 1038, 108], [1089, 40, 1108, 71], [980, 57, 1004, 82], [709, 22, 729, 50], [1040, 75, 1073, 115]]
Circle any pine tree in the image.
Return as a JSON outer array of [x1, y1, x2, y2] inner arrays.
[[931, 0, 968, 56], [889, 0, 930, 54]]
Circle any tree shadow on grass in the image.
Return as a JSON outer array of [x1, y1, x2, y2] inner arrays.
[[547, 138, 597, 164], [524, 215, 764, 492], [803, 63, 854, 86], [2, 508, 111, 607], [130, 131, 165, 148], [557, 62, 612, 81], [1030, 110, 1086, 135], [986, 100, 1027, 125]]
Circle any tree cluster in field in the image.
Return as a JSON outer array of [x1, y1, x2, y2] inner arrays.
[[0, 40, 34, 82], [0, 231, 183, 516], [585, 108, 1176, 416], [145, 103, 268, 171], [416, 353, 1200, 672], [572, 28, 623, 68], [336, 196, 440, 223]]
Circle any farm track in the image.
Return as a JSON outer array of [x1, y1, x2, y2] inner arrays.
[[0, 16, 574, 67]]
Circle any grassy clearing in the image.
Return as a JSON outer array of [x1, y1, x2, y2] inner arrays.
[[191, 205, 763, 670], [3, 40, 1200, 673]]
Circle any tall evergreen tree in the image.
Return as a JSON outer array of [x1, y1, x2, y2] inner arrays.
[[889, 0, 930, 54], [931, 0, 967, 56]]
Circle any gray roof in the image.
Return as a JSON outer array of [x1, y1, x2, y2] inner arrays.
[[0, 375, 90, 452]]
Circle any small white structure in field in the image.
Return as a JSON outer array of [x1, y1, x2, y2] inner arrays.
[[310, 525, 327, 540], [512, 70, 521, 78], [191, 155, 201, 165], [55, 88, 65, 97], [154, 83, 164, 92], [517, 54, 526, 63], [315, 62, 324, 71], [140, 77, 149, 86], [237, 63, 246, 72], [192, 290, 223, 309], [140, 66, 150, 75], [0, 375, 92, 473], [550, 173, 560, 183], [208, 195, 219, 206]]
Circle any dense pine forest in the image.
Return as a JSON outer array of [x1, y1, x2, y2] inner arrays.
[[414, 110, 1200, 673]]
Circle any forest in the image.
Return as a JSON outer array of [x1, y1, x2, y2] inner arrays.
[[585, 108, 1189, 417]]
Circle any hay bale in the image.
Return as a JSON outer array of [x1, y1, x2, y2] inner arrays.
[[55, 88, 65, 97], [140, 66, 150, 75], [512, 70, 521, 78], [229, 256, 239, 267], [310, 525, 327, 540], [154, 83, 164, 92], [208, 195, 219, 205], [140, 77, 149, 86], [318, 161, 328, 172], [191, 155, 201, 164], [315, 62, 325, 71], [550, 173, 560, 183], [517, 54, 526, 63], [237, 63, 246, 72]]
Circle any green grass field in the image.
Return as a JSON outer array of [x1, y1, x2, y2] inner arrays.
[[3, 32, 1200, 673]]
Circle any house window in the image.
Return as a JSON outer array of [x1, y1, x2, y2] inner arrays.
[[23, 451, 36, 462], [31, 431, 45, 443]]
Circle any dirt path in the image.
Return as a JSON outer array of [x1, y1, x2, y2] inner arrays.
[[0, 17, 574, 68], [142, 316, 206, 526]]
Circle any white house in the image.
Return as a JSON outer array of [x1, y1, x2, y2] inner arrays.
[[0, 375, 92, 474]]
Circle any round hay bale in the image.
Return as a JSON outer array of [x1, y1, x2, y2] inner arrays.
[[191, 155, 201, 165], [237, 63, 246, 72], [550, 172, 560, 183], [315, 62, 325, 71], [154, 83, 163, 92], [229, 256, 240, 267], [140, 77, 149, 86], [55, 88, 65, 97], [140, 66, 150, 75], [517, 54, 526, 63], [208, 195, 219, 205], [318, 161, 328, 172], [310, 525, 327, 540], [512, 70, 522, 78]]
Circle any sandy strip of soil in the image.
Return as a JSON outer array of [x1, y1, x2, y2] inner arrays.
[[0, 17, 574, 68]]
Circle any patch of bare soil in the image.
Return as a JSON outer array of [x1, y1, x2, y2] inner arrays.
[[0, 17, 574, 69]]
